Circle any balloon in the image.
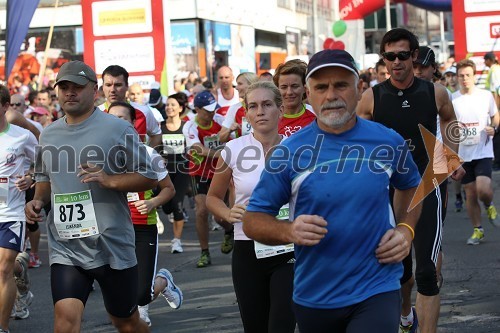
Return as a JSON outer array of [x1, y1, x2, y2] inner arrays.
[[323, 38, 334, 50], [330, 41, 345, 50], [332, 20, 347, 37]]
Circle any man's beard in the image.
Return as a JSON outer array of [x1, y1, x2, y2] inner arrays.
[[317, 100, 354, 129]]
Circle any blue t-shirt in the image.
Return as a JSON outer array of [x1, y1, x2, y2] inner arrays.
[[247, 117, 421, 309]]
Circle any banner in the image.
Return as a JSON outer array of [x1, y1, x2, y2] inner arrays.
[[5, 0, 40, 79]]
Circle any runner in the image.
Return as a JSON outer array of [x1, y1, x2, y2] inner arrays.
[[98, 65, 162, 147], [0, 84, 37, 332], [183, 91, 234, 268], [159, 93, 191, 254], [207, 81, 295, 332], [219, 72, 259, 141], [243, 49, 422, 333], [25, 61, 158, 332], [108, 101, 183, 327], [452, 59, 500, 244], [273, 59, 316, 136], [215, 66, 240, 116], [357, 28, 463, 333]]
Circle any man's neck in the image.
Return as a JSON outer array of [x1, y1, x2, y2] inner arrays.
[[220, 87, 234, 99], [195, 116, 211, 128], [390, 74, 415, 90], [0, 114, 8, 133], [66, 108, 95, 125], [460, 86, 474, 95]]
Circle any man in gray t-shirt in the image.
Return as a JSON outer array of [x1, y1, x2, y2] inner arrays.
[[25, 61, 157, 333]]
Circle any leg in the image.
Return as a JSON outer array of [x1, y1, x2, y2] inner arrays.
[[54, 298, 85, 333], [268, 253, 296, 333], [476, 175, 494, 207], [195, 193, 209, 250], [413, 188, 442, 333], [0, 248, 18, 331], [28, 227, 42, 268], [463, 182, 481, 227], [95, 265, 149, 333], [232, 241, 270, 332], [134, 225, 157, 306], [347, 291, 401, 333], [400, 250, 414, 318]]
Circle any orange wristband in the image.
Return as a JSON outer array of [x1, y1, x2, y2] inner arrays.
[[397, 223, 415, 240]]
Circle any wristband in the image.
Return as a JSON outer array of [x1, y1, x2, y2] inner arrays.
[[397, 223, 415, 240]]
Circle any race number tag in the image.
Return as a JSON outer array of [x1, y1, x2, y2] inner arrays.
[[241, 117, 252, 136], [162, 134, 185, 155], [461, 123, 481, 146], [204, 134, 221, 150], [0, 177, 9, 205], [254, 205, 294, 259], [127, 192, 140, 202], [53, 190, 99, 239]]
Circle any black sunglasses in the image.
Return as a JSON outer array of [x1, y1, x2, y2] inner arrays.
[[11, 103, 22, 107], [382, 51, 412, 61]]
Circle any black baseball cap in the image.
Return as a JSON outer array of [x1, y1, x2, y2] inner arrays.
[[484, 52, 497, 61], [148, 89, 162, 106], [55, 61, 98, 86], [306, 49, 359, 81], [415, 46, 436, 66]]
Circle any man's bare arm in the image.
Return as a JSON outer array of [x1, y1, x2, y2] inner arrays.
[[356, 88, 374, 120]]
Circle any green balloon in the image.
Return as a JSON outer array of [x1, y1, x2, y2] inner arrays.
[[333, 20, 347, 37]]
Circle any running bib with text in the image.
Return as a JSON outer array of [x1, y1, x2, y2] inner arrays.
[[127, 192, 140, 202], [241, 118, 251, 136], [0, 177, 8, 205], [461, 123, 481, 146], [54, 190, 99, 239], [204, 134, 221, 150], [254, 205, 294, 259], [162, 134, 185, 155]]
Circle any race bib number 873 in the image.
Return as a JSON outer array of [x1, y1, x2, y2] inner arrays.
[[54, 190, 99, 239]]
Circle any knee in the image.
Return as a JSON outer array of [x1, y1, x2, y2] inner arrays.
[[415, 266, 439, 296], [111, 314, 144, 333]]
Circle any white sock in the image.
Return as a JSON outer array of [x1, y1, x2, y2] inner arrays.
[[401, 310, 414, 326]]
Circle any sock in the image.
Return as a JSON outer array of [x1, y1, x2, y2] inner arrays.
[[476, 226, 483, 230], [401, 310, 414, 326], [484, 202, 492, 209]]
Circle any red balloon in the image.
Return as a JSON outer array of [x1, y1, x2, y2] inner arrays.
[[330, 41, 345, 50], [323, 38, 334, 50]]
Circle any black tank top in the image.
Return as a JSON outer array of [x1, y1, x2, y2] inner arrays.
[[373, 77, 438, 175]]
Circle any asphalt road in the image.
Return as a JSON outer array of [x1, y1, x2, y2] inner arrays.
[[8, 174, 500, 333]]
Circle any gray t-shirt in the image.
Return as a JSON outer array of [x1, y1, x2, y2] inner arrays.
[[35, 109, 156, 270]]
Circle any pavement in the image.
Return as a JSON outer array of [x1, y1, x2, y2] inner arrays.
[[8, 173, 500, 333]]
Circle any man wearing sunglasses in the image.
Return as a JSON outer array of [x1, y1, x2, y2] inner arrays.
[[358, 28, 463, 333]]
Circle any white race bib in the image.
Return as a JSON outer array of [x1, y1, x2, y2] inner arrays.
[[127, 192, 140, 202], [241, 117, 252, 136], [162, 134, 185, 155], [53, 190, 99, 239], [204, 134, 221, 150], [461, 123, 481, 146], [0, 177, 8, 205], [254, 205, 294, 259]]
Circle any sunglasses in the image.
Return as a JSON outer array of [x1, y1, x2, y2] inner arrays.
[[11, 103, 22, 107], [382, 51, 412, 61]]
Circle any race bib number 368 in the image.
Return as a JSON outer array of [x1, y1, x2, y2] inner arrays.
[[54, 190, 99, 239]]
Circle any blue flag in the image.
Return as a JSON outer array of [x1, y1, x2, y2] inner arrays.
[[5, 0, 40, 79]]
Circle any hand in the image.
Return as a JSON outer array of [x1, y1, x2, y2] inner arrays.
[[290, 215, 328, 246], [375, 227, 412, 264], [78, 163, 109, 188], [227, 204, 246, 223], [25, 200, 45, 224], [451, 166, 466, 181], [230, 122, 241, 132], [485, 126, 495, 137], [133, 200, 155, 215], [15, 174, 33, 192]]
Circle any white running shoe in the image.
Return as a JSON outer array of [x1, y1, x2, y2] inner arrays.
[[138, 304, 151, 327], [14, 290, 33, 319], [156, 268, 183, 309], [171, 238, 183, 254]]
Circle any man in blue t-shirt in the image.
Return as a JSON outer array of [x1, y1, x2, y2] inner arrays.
[[243, 49, 422, 333]]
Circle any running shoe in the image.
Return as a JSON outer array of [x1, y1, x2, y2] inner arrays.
[[210, 215, 221, 231], [467, 228, 484, 245], [455, 199, 463, 212], [28, 252, 42, 268], [0, 328, 9, 332], [14, 252, 30, 294], [156, 268, 183, 309], [399, 306, 418, 333], [138, 305, 151, 327], [171, 238, 183, 254], [197, 251, 211, 268], [487, 205, 500, 227], [221, 231, 234, 254], [13, 290, 33, 319]]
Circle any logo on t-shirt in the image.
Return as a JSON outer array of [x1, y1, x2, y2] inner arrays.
[[402, 100, 410, 108]]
